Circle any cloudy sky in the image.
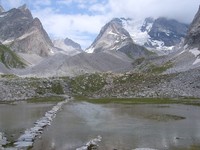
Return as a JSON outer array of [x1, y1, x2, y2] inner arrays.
[[1, 0, 200, 49]]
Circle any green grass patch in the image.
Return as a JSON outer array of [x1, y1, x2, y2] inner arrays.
[[113, 73, 147, 84], [172, 144, 200, 150], [3, 141, 15, 148], [189, 145, 200, 150], [75, 97, 200, 106], [70, 73, 106, 96], [0, 74, 18, 79], [27, 96, 65, 103], [0, 45, 26, 68], [51, 82, 64, 94], [147, 61, 173, 74]]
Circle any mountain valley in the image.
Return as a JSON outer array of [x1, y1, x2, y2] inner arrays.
[[0, 4, 199, 100], [1, 2, 200, 150]]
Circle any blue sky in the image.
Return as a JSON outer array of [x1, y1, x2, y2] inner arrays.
[[1, 0, 200, 49]]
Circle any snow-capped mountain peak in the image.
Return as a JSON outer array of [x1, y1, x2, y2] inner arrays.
[[85, 18, 152, 59], [120, 17, 188, 55]]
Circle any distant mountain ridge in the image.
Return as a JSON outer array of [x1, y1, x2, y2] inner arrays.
[[53, 38, 83, 56], [0, 4, 199, 78]]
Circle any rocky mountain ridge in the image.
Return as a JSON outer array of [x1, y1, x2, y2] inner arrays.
[[86, 18, 152, 59], [184, 6, 200, 49], [162, 6, 200, 74], [0, 4, 54, 57], [122, 17, 188, 54], [53, 38, 83, 56]]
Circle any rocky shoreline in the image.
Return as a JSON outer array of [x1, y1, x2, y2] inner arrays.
[[0, 69, 200, 101], [0, 76, 70, 101]]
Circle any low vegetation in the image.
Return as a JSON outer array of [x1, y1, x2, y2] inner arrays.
[[147, 61, 173, 74], [0, 45, 26, 68], [0, 74, 18, 79], [27, 96, 65, 103], [70, 73, 106, 96], [75, 97, 200, 106]]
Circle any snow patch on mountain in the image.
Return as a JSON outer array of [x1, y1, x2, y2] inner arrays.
[[0, 13, 8, 18], [122, 19, 151, 46], [120, 17, 188, 55], [122, 18, 175, 53], [108, 30, 118, 36], [86, 46, 95, 53], [188, 48, 200, 65], [189, 48, 200, 57], [1, 38, 14, 45]]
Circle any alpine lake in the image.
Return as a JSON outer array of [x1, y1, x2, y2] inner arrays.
[[1, 97, 200, 150]]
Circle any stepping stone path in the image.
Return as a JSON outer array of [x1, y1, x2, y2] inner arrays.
[[76, 135, 102, 150], [14, 99, 70, 148], [0, 98, 70, 150], [0, 132, 7, 149]]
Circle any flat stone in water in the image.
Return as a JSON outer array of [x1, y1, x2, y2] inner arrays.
[[0, 132, 7, 146], [146, 114, 186, 121]]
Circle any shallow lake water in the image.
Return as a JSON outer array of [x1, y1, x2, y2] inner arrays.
[[0, 102, 54, 142], [30, 102, 200, 150]]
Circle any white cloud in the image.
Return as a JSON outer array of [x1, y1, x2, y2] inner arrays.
[[32, 0, 200, 49], [56, 0, 73, 6], [89, 3, 109, 14], [107, 0, 200, 23], [2, 0, 200, 49], [2, 0, 24, 9], [32, 7, 109, 49]]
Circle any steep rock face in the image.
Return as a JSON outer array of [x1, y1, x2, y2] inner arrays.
[[10, 18, 54, 57], [0, 5, 53, 57], [162, 7, 200, 74], [148, 17, 188, 47], [0, 5, 5, 13], [86, 18, 151, 59], [122, 17, 188, 54], [0, 6, 33, 41], [53, 38, 83, 56], [184, 6, 200, 49]]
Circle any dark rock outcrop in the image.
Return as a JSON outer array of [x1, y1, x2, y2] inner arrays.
[[184, 6, 200, 49], [148, 17, 188, 47]]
